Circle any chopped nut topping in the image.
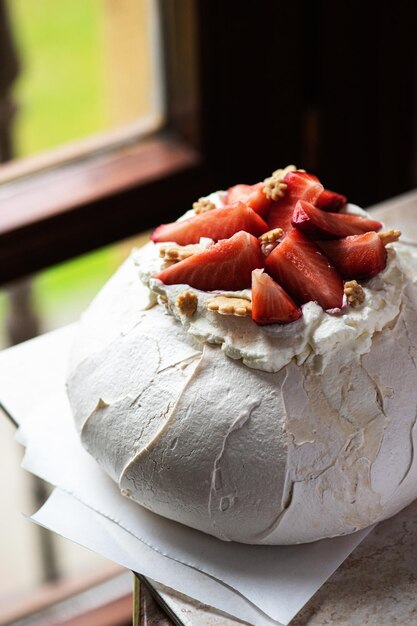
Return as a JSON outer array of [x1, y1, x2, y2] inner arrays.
[[272, 164, 299, 178], [176, 291, 198, 317], [263, 164, 298, 200], [259, 227, 284, 256], [207, 295, 252, 317], [263, 178, 287, 201], [158, 293, 172, 312], [344, 280, 365, 307], [158, 294, 170, 310], [378, 229, 401, 246], [259, 228, 284, 245], [159, 243, 202, 262], [193, 197, 216, 214]]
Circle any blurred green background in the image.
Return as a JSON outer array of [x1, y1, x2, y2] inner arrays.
[[2, 0, 127, 344], [12, 0, 104, 156]]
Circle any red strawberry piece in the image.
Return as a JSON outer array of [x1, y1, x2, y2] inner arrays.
[[315, 189, 347, 212], [265, 228, 344, 310], [333, 212, 383, 231], [156, 231, 264, 291], [151, 202, 268, 245], [251, 269, 301, 325], [267, 196, 297, 236], [267, 171, 324, 235], [284, 171, 323, 201], [317, 232, 387, 279], [226, 182, 271, 217], [292, 200, 383, 239]]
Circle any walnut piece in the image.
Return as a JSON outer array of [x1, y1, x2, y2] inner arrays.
[[176, 291, 198, 317], [263, 177, 287, 201], [259, 228, 284, 245], [158, 294, 171, 311], [207, 295, 252, 317], [272, 164, 299, 178], [159, 243, 202, 262], [259, 227, 284, 256], [193, 197, 216, 214], [378, 229, 401, 246], [344, 280, 365, 307], [263, 164, 298, 200]]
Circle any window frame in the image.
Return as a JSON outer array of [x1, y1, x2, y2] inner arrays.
[[0, 0, 208, 285]]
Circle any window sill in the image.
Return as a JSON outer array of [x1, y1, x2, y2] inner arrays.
[[0, 132, 207, 284], [0, 565, 132, 626]]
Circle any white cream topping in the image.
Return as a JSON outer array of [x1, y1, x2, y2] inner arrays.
[[134, 202, 407, 373]]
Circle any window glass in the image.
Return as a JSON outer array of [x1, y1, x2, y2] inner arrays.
[[7, 0, 160, 157]]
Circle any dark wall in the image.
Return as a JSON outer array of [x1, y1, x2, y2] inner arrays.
[[197, 1, 417, 207]]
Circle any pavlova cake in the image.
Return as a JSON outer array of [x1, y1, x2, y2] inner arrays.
[[67, 166, 417, 544]]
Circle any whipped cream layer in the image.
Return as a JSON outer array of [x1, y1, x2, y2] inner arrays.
[[136, 204, 406, 373], [67, 243, 417, 544]]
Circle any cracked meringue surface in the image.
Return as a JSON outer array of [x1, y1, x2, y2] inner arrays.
[[66, 225, 417, 544]]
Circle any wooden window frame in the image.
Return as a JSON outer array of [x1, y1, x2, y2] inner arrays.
[[0, 132, 205, 283], [0, 0, 208, 285], [0, 564, 132, 626]]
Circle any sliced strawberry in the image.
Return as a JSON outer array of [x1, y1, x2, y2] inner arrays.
[[265, 229, 344, 310], [226, 182, 271, 217], [315, 189, 347, 212], [292, 200, 383, 239], [151, 202, 268, 245], [267, 198, 296, 235], [333, 212, 383, 231], [156, 231, 264, 291], [267, 171, 323, 235], [251, 269, 301, 325], [317, 232, 387, 279], [284, 171, 323, 201]]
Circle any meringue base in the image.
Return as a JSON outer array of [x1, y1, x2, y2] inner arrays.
[[67, 251, 417, 544]]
